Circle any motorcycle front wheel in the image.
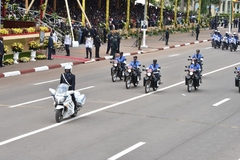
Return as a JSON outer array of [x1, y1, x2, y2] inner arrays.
[[238, 82, 240, 93], [187, 79, 193, 92], [145, 80, 151, 93], [126, 77, 131, 89], [55, 109, 63, 123], [112, 72, 117, 82]]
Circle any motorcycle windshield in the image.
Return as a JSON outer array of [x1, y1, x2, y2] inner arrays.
[[56, 83, 69, 95]]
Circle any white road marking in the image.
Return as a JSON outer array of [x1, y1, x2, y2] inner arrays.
[[205, 47, 212, 49], [168, 54, 180, 57], [33, 79, 59, 85], [213, 98, 230, 107], [8, 86, 95, 108], [108, 142, 146, 160], [2, 62, 240, 146]]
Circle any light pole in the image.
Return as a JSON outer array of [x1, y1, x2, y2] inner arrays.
[[229, 0, 232, 33], [0, 0, 2, 29]]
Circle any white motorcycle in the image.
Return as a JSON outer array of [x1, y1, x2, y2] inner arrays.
[[49, 83, 86, 123]]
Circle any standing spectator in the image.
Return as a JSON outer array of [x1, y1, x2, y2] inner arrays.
[[110, 35, 118, 59], [94, 33, 102, 58], [0, 36, 4, 67], [52, 30, 57, 55], [165, 28, 169, 45], [64, 32, 71, 56], [138, 31, 143, 50], [106, 32, 113, 54], [103, 27, 107, 43], [195, 24, 200, 40], [48, 33, 54, 60], [78, 27, 83, 45], [85, 33, 93, 59], [116, 33, 121, 53], [238, 20, 240, 33]]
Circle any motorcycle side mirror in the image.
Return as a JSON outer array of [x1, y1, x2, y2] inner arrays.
[[184, 69, 188, 72], [49, 88, 56, 95], [189, 56, 191, 58], [235, 67, 237, 70], [185, 66, 188, 68], [234, 71, 237, 74], [142, 65, 145, 67]]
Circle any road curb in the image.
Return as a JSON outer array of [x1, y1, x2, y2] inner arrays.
[[0, 39, 211, 78]]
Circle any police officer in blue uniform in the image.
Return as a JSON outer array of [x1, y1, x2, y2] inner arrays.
[[148, 59, 160, 83], [116, 52, 126, 72], [189, 58, 201, 84], [129, 56, 141, 80]]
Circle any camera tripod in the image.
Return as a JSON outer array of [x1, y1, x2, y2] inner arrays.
[[188, 30, 196, 37], [132, 38, 139, 47], [159, 33, 165, 41]]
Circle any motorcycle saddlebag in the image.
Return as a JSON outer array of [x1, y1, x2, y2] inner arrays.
[[74, 91, 86, 106], [235, 77, 239, 87]]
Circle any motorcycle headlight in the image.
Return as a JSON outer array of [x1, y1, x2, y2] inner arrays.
[[55, 96, 67, 104], [189, 72, 193, 76], [114, 63, 117, 67], [128, 69, 131, 73], [147, 72, 151, 76]]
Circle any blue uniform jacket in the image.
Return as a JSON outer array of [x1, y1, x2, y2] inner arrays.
[[148, 63, 160, 71], [192, 54, 203, 61], [129, 60, 141, 69], [116, 56, 126, 63], [189, 63, 201, 71]]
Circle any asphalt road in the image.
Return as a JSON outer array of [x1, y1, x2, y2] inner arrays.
[[1, 42, 240, 160]]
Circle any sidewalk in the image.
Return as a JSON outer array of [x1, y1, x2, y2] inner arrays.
[[1, 27, 232, 78]]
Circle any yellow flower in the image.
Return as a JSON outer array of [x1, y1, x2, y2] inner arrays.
[[27, 27, 36, 33], [11, 42, 24, 52], [0, 29, 9, 35], [4, 45, 9, 53], [28, 41, 40, 50], [39, 26, 49, 32], [12, 28, 23, 34]]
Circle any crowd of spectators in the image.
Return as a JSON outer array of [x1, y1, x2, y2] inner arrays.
[[13, 0, 187, 29]]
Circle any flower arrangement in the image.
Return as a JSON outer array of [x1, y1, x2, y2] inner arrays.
[[28, 41, 40, 50], [36, 54, 47, 60], [40, 4, 46, 11], [19, 57, 30, 63], [11, 42, 24, 53], [4, 45, 9, 53], [39, 26, 49, 32], [4, 59, 14, 65], [12, 28, 23, 34], [27, 27, 36, 33], [40, 38, 48, 49], [0, 29, 9, 35]]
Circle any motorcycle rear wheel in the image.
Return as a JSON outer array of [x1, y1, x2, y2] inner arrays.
[[126, 77, 131, 89], [55, 109, 63, 123], [145, 81, 151, 93]]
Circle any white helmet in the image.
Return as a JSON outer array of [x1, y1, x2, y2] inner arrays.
[[64, 64, 72, 72]]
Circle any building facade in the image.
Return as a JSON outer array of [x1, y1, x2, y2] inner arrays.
[[220, 0, 240, 14]]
